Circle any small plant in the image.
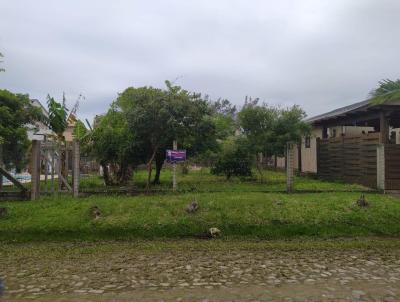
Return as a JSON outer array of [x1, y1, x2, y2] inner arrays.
[[0, 208, 8, 219], [186, 200, 199, 213], [89, 205, 102, 220], [211, 137, 253, 180], [356, 194, 369, 207]]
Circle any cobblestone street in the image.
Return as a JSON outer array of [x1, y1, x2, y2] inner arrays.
[[1, 241, 400, 301]]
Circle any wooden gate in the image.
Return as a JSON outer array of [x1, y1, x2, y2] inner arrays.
[[30, 140, 80, 200], [0, 144, 30, 200]]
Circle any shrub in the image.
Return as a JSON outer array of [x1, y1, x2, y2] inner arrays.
[[211, 137, 253, 179]]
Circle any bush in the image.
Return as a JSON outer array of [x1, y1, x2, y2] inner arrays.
[[211, 137, 253, 179]]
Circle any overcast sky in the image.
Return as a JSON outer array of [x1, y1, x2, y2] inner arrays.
[[0, 0, 399, 122]]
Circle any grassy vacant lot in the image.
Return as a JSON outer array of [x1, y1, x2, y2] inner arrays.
[[1, 169, 399, 242], [79, 168, 370, 192]]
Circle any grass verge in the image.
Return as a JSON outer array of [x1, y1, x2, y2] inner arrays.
[[1, 190, 399, 242]]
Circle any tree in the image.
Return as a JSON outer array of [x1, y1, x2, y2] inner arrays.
[[72, 119, 88, 142], [238, 101, 278, 178], [87, 109, 140, 186], [211, 136, 253, 180], [238, 101, 278, 156], [273, 105, 310, 157], [209, 98, 237, 140], [116, 81, 216, 187], [238, 101, 309, 173], [0, 90, 43, 171], [46, 94, 68, 141], [369, 79, 400, 105]]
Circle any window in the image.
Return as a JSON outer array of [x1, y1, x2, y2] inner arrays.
[[305, 136, 311, 148]]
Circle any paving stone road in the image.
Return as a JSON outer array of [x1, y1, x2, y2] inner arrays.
[[1, 241, 400, 301]]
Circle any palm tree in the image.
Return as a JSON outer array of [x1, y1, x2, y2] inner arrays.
[[369, 79, 400, 105]]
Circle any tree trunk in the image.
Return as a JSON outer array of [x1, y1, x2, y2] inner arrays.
[[153, 152, 165, 185], [256, 153, 264, 183], [101, 162, 111, 186], [118, 163, 129, 186], [146, 147, 159, 190]]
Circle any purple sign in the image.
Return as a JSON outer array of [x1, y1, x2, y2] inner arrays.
[[166, 150, 186, 163]]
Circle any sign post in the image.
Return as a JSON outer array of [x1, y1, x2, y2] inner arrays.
[[173, 140, 177, 191], [166, 142, 187, 192]]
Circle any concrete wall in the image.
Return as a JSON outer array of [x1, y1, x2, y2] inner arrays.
[[300, 126, 322, 173]]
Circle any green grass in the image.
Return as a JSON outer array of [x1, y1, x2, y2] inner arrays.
[[2, 168, 369, 193], [0, 169, 396, 242], [1, 186, 399, 242], [78, 168, 369, 192]]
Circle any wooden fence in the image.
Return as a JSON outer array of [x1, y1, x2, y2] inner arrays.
[[383, 144, 400, 190], [317, 133, 380, 188]]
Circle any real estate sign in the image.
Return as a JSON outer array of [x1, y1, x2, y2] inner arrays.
[[166, 150, 186, 163]]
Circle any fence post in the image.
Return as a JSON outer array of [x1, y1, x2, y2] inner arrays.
[[377, 144, 385, 191], [73, 140, 80, 198], [0, 144, 4, 192], [31, 140, 41, 200], [286, 142, 295, 193], [172, 140, 177, 192], [0, 144, 3, 191]]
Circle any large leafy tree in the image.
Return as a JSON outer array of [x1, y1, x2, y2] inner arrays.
[[115, 81, 216, 187], [238, 101, 278, 177], [369, 79, 400, 104], [238, 101, 278, 156], [0, 90, 43, 171], [87, 108, 140, 185], [273, 105, 310, 157], [209, 98, 237, 140], [238, 101, 309, 173]]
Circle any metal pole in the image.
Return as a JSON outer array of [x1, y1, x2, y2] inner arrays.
[[173, 140, 177, 192]]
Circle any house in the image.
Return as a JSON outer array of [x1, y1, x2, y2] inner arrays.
[[294, 98, 400, 190], [26, 99, 54, 141], [27, 99, 78, 142]]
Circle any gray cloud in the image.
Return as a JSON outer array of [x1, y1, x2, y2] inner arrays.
[[0, 0, 399, 122]]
